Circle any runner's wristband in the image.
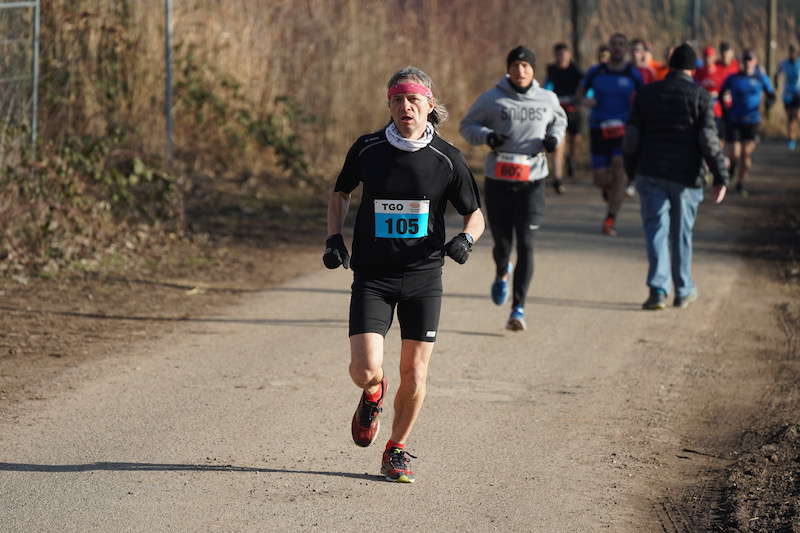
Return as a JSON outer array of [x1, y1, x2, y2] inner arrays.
[[445, 233, 473, 265]]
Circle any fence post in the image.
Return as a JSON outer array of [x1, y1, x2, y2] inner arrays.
[[571, 0, 581, 67], [765, 0, 777, 120], [31, 0, 39, 157], [164, 0, 174, 161], [692, 0, 702, 44]]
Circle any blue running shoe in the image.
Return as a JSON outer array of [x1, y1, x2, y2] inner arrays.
[[789, 140, 798, 151], [506, 306, 526, 332], [490, 263, 513, 306]]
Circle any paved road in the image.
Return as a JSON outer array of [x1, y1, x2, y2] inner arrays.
[[2, 145, 792, 532]]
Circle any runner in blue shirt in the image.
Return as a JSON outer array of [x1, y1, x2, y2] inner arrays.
[[577, 33, 643, 236], [774, 44, 800, 150], [720, 49, 776, 195]]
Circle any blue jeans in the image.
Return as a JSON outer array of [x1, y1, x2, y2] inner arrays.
[[636, 175, 704, 298]]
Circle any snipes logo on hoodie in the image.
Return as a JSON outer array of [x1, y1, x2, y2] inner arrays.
[[501, 106, 546, 122]]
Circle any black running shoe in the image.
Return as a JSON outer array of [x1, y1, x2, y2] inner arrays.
[[642, 289, 668, 310], [674, 289, 698, 309]]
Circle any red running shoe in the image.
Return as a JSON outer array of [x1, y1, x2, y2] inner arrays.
[[601, 216, 617, 237], [381, 446, 417, 483], [351, 378, 386, 447]]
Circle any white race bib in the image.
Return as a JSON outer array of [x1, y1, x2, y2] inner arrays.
[[374, 199, 430, 239], [494, 152, 534, 181], [600, 119, 625, 140]]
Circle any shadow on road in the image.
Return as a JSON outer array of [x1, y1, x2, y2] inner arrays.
[[0, 290, 638, 326], [0, 461, 383, 481], [442, 293, 639, 311], [0, 307, 346, 328]]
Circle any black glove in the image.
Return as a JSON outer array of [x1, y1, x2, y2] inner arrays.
[[542, 135, 558, 153], [444, 233, 473, 265], [486, 131, 509, 150], [765, 93, 776, 111], [322, 234, 350, 269]]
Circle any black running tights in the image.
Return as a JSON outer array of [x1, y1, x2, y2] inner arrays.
[[484, 178, 545, 309]]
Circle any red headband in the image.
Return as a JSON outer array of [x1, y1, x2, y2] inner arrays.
[[387, 82, 433, 100]]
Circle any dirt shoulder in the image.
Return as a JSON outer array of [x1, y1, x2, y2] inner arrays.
[[0, 206, 323, 418], [652, 143, 800, 532]]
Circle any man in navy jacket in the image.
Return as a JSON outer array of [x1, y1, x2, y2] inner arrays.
[[623, 43, 729, 310]]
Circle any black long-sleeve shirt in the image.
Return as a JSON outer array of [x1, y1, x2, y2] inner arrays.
[[623, 71, 729, 187]]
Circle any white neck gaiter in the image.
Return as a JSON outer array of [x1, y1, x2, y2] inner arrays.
[[385, 121, 434, 152]]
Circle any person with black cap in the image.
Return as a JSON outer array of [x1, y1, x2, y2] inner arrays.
[[623, 43, 729, 311], [545, 42, 585, 192], [719, 49, 776, 195], [694, 45, 728, 143], [460, 45, 567, 331], [774, 44, 800, 150]]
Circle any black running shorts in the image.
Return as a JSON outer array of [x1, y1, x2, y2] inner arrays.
[[566, 110, 583, 136], [349, 268, 442, 342], [589, 128, 624, 169], [784, 94, 800, 112], [714, 117, 726, 140], [725, 122, 759, 143]]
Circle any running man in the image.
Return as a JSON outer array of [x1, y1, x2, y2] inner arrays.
[[597, 44, 611, 65], [717, 42, 740, 76], [694, 45, 729, 142], [719, 50, 776, 195], [324, 66, 484, 483], [716, 42, 742, 155], [631, 39, 656, 84], [774, 44, 800, 150], [460, 46, 566, 331], [651, 46, 673, 81], [545, 42, 584, 193], [577, 33, 643, 236]]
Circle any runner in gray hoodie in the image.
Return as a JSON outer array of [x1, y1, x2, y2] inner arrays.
[[460, 46, 567, 331]]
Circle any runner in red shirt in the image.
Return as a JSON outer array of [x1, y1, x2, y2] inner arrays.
[[694, 46, 729, 139], [631, 39, 656, 84], [650, 46, 674, 81], [716, 41, 740, 76], [714, 42, 741, 142]]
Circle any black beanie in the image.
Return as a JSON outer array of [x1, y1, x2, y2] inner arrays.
[[507, 46, 536, 69], [669, 43, 697, 70]]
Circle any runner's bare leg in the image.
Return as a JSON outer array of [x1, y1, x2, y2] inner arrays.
[[349, 333, 384, 396], [725, 141, 741, 186], [738, 140, 756, 187], [554, 138, 566, 178], [390, 339, 435, 444], [608, 156, 627, 216], [567, 134, 580, 177]]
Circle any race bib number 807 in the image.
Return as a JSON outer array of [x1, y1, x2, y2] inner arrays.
[[374, 199, 430, 239]]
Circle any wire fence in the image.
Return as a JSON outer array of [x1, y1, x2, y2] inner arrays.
[[0, 0, 39, 155]]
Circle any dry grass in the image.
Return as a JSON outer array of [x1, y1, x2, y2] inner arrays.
[[8, 0, 800, 177]]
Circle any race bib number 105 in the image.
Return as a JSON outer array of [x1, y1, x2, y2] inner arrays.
[[374, 199, 430, 239]]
